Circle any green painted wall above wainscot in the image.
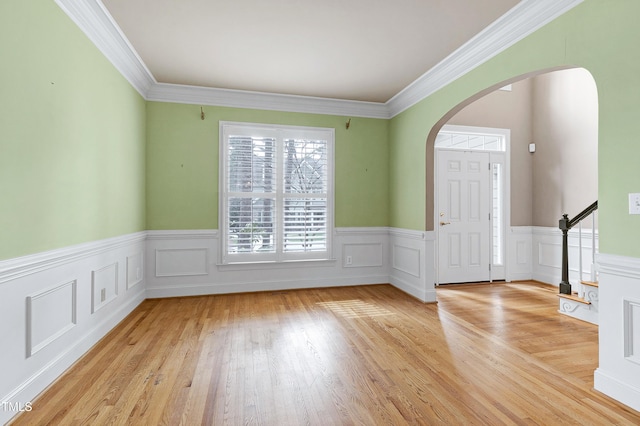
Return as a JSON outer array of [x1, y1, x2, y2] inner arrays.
[[0, 0, 146, 261], [145, 102, 390, 230]]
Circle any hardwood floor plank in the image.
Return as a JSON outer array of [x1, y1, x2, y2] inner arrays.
[[9, 282, 640, 425]]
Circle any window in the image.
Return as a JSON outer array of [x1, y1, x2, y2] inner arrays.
[[220, 122, 334, 264], [435, 132, 505, 151]]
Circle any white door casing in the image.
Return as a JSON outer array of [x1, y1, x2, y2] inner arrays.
[[435, 125, 510, 284]]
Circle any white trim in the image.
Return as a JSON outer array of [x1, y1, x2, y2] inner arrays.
[[508, 226, 534, 282], [146, 275, 388, 299], [146, 230, 218, 240], [335, 227, 390, 236], [1, 289, 145, 426], [90, 262, 119, 313], [147, 83, 391, 119], [594, 369, 640, 414], [598, 253, 640, 280], [125, 252, 144, 290], [388, 227, 432, 241], [531, 226, 599, 285], [155, 248, 210, 277], [54, 0, 155, 96], [54, 0, 582, 119], [0, 233, 146, 426], [389, 228, 437, 302], [386, 0, 584, 116], [0, 232, 147, 285], [434, 126, 511, 284], [595, 252, 640, 412], [218, 121, 335, 264], [26, 280, 78, 358], [145, 226, 392, 298]]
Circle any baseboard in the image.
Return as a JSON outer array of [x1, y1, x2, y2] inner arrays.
[[389, 274, 437, 303], [146, 275, 389, 298], [509, 271, 536, 282], [594, 368, 640, 412]]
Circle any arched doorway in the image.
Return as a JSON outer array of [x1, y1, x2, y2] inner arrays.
[[426, 67, 598, 285]]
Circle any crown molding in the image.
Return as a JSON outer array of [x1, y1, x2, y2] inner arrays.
[[55, 0, 156, 96], [386, 0, 584, 117], [55, 0, 582, 119], [147, 83, 391, 119]]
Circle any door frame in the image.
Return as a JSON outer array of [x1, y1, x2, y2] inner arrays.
[[435, 125, 511, 285]]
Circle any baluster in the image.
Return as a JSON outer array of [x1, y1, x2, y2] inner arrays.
[[591, 210, 597, 282], [578, 222, 583, 298]]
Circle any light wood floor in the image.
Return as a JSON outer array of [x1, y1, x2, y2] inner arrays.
[[10, 281, 640, 425]]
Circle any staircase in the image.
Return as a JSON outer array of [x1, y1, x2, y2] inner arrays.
[[557, 201, 599, 324]]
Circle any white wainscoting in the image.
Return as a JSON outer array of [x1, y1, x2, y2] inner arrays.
[[508, 226, 534, 281], [91, 262, 119, 313], [532, 226, 599, 286], [595, 253, 640, 413], [0, 232, 146, 426], [145, 228, 391, 298], [389, 228, 436, 302]]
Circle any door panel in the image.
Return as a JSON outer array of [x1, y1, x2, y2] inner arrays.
[[438, 150, 490, 284]]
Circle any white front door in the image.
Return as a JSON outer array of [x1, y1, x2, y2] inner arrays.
[[437, 149, 491, 284]]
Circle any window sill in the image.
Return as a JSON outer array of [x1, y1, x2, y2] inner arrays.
[[217, 258, 337, 272]]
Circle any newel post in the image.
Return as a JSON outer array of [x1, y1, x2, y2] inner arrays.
[[559, 213, 571, 295]]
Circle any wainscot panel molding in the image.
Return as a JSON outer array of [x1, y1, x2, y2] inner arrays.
[[507, 226, 534, 281], [595, 253, 640, 413], [26, 280, 77, 358], [0, 233, 146, 426], [532, 226, 599, 286], [145, 228, 392, 299], [389, 228, 436, 303], [91, 263, 119, 313], [55, 0, 582, 119], [126, 251, 144, 290]]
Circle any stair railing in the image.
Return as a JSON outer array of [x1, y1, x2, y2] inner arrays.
[[559, 200, 598, 295]]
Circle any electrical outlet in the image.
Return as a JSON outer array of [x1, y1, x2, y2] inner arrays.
[[136, 267, 141, 280], [630, 193, 640, 215], [346, 256, 352, 265], [101, 288, 106, 302]]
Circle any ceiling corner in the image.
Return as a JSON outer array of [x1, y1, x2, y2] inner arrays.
[[55, 0, 583, 120]]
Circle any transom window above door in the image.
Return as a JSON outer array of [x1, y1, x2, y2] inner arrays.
[[436, 130, 506, 151]]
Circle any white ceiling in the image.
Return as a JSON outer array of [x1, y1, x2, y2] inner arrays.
[[101, 0, 520, 103]]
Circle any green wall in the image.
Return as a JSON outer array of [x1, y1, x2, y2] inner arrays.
[[0, 0, 146, 261], [146, 102, 389, 230], [390, 0, 640, 257]]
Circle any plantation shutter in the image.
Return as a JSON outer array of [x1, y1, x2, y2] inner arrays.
[[221, 123, 333, 264]]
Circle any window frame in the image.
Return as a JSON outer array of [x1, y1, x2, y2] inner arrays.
[[219, 121, 335, 265]]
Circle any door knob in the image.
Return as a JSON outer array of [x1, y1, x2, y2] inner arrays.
[[440, 221, 451, 226]]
